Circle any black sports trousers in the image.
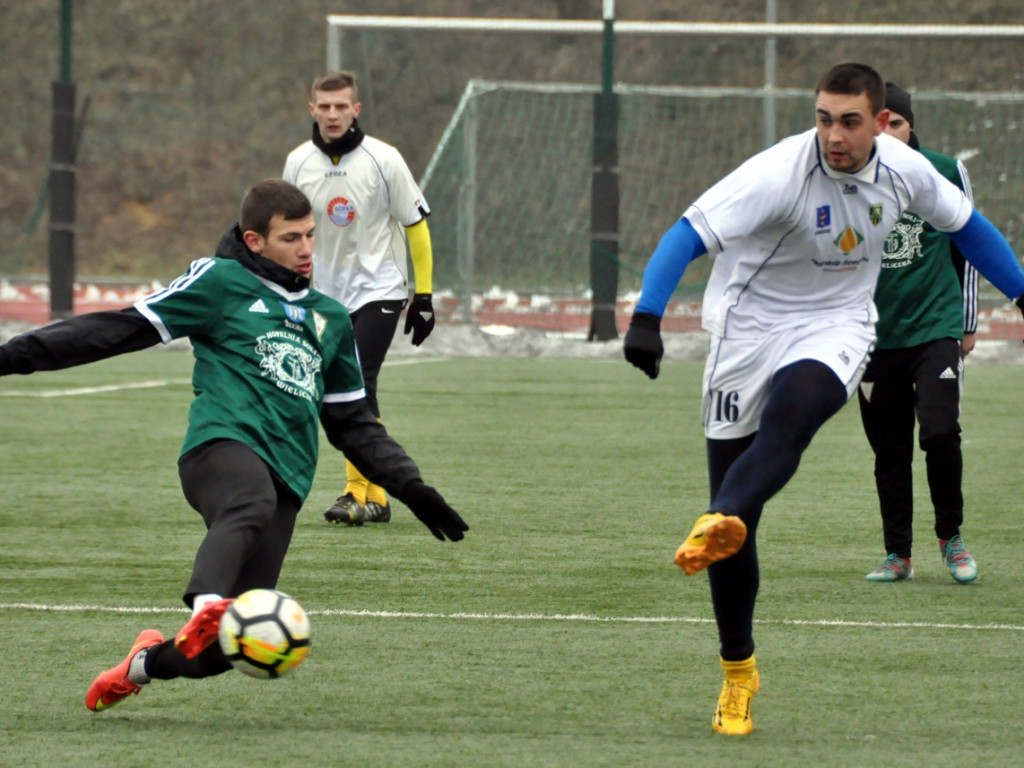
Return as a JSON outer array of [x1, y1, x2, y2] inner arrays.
[[147, 438, 301, 680], [349, 299, 405, 417], [857, 337, 964, 558]]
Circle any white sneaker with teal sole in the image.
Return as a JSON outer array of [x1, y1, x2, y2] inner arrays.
[[866, 553, 913, 582], [940, 534, 978, 583]]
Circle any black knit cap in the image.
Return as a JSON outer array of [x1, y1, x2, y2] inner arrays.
[[885, 82, 914, 128]]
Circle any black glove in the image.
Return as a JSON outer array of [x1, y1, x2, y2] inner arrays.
[[404, 294, 435, 346], [623, 312, 664, 380], [1016, 294, 1024, 320], [401, 480, 468, 542]]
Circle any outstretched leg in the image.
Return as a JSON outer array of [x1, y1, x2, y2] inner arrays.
[[706, 360, 847, 659]]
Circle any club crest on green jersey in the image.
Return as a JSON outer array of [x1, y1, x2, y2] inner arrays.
[[313, 310, 327, 340], [882, 213, 925, 269], [255, 331, 322, 402]]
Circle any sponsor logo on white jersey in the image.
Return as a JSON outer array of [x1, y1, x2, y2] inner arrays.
[[815, 205, 832, 235], [327, 196, 356, 227], [833, 226, 864, 254]]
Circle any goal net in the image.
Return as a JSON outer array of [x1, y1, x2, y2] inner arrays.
[[327, 15, 1024, 332], [422, 81, 1024, 301]]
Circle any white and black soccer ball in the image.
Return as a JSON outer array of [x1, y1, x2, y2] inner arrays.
[[218, 588, 311, 679]]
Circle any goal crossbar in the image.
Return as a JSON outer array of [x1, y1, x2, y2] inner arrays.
[[326, 14, 1024, 72], [327, 15, 1024, 39]]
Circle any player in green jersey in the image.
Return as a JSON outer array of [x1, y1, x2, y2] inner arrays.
[[859, 83, 979, 584], [0, 179, 467, 712]]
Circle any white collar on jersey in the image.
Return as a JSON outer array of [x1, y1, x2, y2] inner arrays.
[[253, 273, 310, 302], [816, 136, 881, 183]]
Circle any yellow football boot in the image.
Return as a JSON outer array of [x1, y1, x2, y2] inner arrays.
[[674, 512, 747, 575], [712, 656, 760, 736]]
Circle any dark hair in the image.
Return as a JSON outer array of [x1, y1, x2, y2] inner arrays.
[[815, 62, 885, 115], [311, 70, 357, 101], [240, 180, 311, 237]]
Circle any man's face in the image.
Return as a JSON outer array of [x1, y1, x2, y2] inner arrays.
[[243, 214, 315, 277], [308, 87, 361, 142], [883, 110, 912, 145], [815, 91, 888, 173]]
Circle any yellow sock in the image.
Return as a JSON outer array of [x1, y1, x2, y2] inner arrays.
[[365, 482, 388, 506], [721, 655, 757, 681], [344, 460, 369, 505]]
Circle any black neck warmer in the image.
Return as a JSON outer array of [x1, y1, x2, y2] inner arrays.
[[312, 118, 365, 162], [214, 224, 310, 294]]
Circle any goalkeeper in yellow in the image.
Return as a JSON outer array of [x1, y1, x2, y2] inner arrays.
[[284, 70, 436, 527]]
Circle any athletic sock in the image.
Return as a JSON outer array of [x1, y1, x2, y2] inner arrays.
[[721, 654, 757, 680], [191, 593, 223, 618], [128, 647, 153, 686], [344, 459, 369, 504], [365, 482, 388, 506]]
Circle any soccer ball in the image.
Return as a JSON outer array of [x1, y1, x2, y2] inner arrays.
[[218, 588, 311, 679]]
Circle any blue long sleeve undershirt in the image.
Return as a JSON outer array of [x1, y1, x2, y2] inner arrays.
[[635, 209, 1024, 320], [635, 218, 708, 317], [947, 210, 1024, 300]]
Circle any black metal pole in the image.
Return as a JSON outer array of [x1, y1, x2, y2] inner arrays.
[[49, 0, 75, 320], [587, 1, 619, 341]]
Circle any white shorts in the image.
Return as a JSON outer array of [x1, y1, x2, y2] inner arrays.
[[701, 319, 875, 439]]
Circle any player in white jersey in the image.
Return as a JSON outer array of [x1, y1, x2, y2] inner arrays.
[[623, 62, 1024, 736], [284, 71, 436, 526]]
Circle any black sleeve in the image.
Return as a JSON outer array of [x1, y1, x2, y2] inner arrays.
[[950, 242, 966, 291], [0, 307, 162, 375], [319, 398, 423, 499]]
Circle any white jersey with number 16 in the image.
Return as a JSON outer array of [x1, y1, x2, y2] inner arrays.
[[684, 129, 971, 339]]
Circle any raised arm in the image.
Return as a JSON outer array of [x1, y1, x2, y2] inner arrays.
[[0, 308, 161, 375]]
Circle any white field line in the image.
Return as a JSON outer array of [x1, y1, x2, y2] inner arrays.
[[1, 602, 1021, 633], [0, 358, 442, 397], [383, 357, 450, 366], [0, 379, 192, 397]]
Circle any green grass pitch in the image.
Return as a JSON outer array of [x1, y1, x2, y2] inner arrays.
[[1, 350, 1021, 767]]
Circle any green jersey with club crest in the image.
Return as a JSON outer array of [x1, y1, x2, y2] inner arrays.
[[874, 147, 976, 349], [135, 256, 365, 501]]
